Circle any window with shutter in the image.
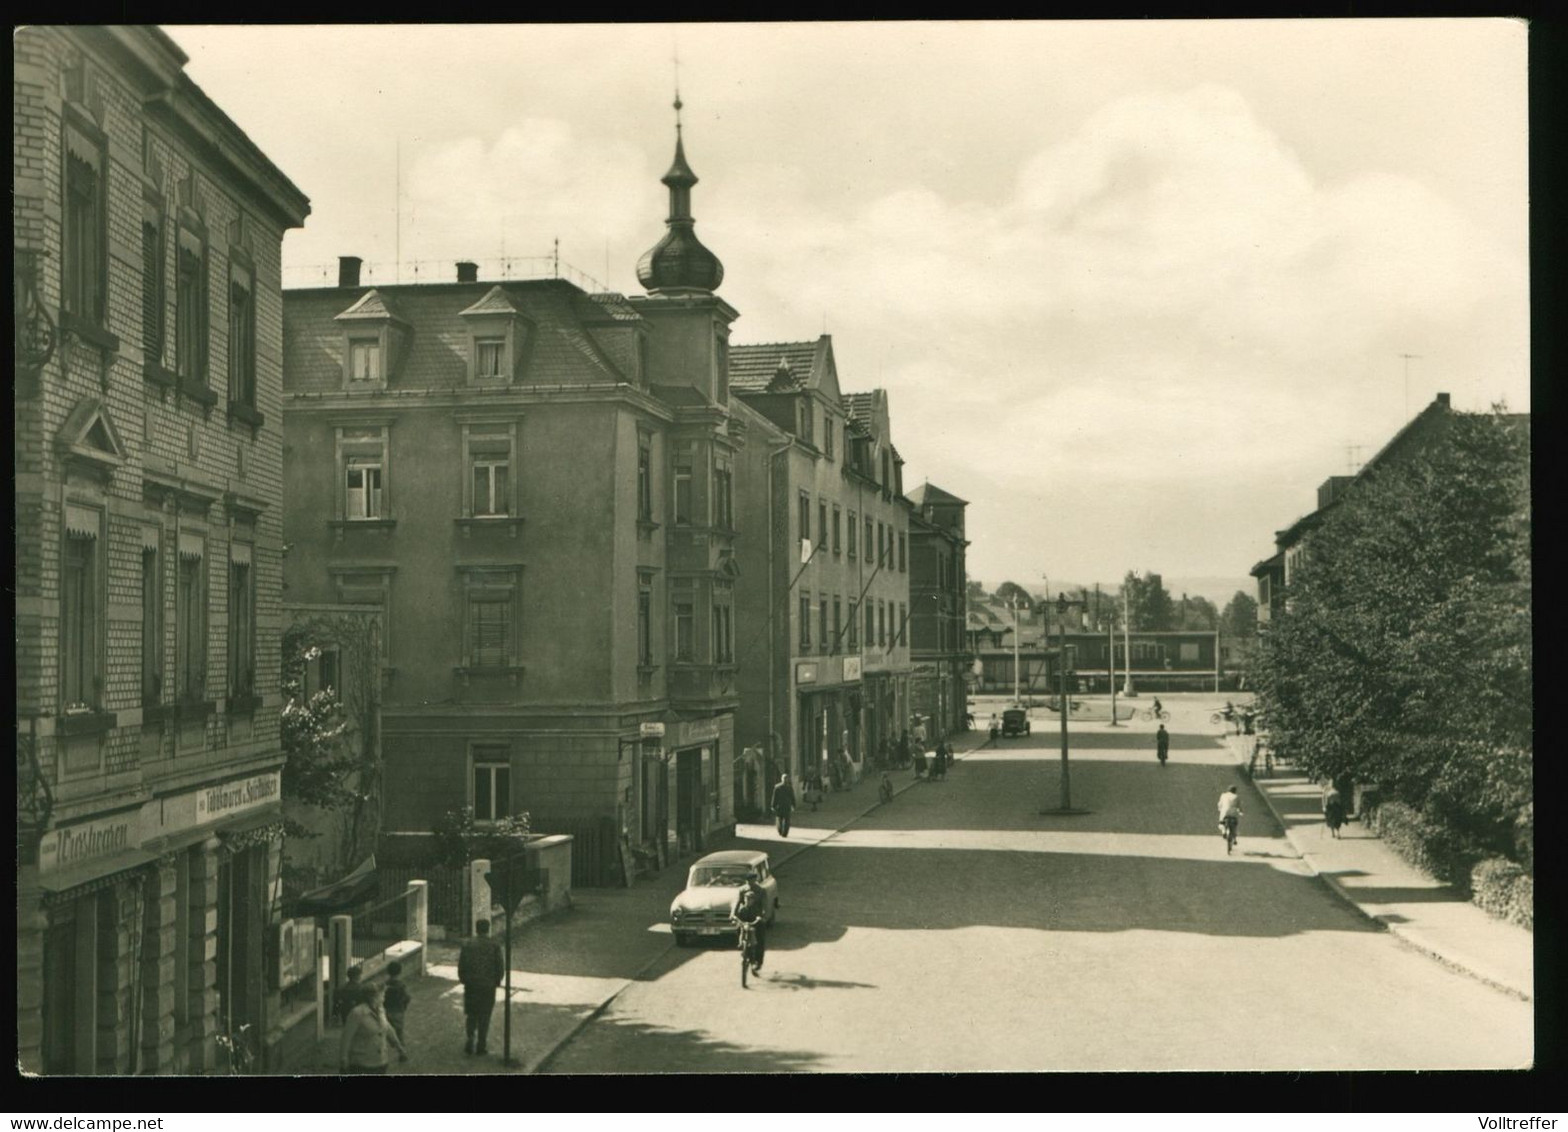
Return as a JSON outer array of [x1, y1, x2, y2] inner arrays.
[[471, 598, 511, 668]]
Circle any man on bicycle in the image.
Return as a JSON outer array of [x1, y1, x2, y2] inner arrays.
[[1152, 697, 1164, 719], [733, 876, 768, 974], [1217, 785, 1243, 845]]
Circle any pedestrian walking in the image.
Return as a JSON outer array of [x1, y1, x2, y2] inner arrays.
[[1323, 784, 1347, 839], [988, 713, 1001, 743], [896, 730, 911, 768], [337, 964, 367, 1023], [458, 919, 505, 1057], [771, 773, 797, 837], [382, 961, 411, 1061], [1155, 724, 1170, 766], [913, 745, 928, 780], [339, 983, 405, 1074], [935, 740, 951, 779]]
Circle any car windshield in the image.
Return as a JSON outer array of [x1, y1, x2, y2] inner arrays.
[[691, 867, 752, 887]]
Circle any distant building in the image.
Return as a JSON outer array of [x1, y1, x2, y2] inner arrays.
[[14, 26, 309, 1073], [975, 630, 1221, 695], [908, 483, 971, 736]]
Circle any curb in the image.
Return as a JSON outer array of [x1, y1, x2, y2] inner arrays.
[[1238, 758, 1532, 1004], [532, 735, 991, 1072]]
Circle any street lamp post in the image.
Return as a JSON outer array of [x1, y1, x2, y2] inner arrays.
[[1041, 592, 1092, 815]]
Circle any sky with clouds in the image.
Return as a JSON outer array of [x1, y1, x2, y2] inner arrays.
[[170, 20, 1529, 601]]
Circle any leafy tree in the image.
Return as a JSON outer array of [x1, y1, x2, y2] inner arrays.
[[993, 580, 1034, 609], [966, 579, 986, 599], [1120, 571, 1175, 631], [1220, 591, 1258, 639], [432, 806, 533, 870], [1252, 408, 1530, 863], [1177, 594, 1219, 631]]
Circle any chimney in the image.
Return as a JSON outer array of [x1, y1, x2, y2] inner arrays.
[[456, 261, 478, 284], [338, 256, 362, 288], [1436, 392, 1450, 408]]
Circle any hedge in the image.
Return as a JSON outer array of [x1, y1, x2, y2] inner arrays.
[[1470, 857, 1533, 930], [1373, 801, 1482, 889]]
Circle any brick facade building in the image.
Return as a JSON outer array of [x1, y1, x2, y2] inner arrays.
[[14, 26, 309, 1073], [907, 483, 971, 737]]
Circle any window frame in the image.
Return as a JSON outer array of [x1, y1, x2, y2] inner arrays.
[[226, 543, 256, 701], [637, 433, 654, 522], [227, 255, 257, 411], [674, 581, 696, 662], [141, 193, 167, 370], [174, 223, 209, 387], [60, 517, 103, 714], [175, 534, 207, 704], [61, 112, 108, 331], [799, 594, 812, 650], [470, 745, 513, 824], [459, 568, 522, 672], [848, 511, 857, 559], [140, 530, 164, 706]]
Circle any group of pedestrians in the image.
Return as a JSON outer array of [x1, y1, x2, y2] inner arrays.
[[336, 961, 412, 1074]]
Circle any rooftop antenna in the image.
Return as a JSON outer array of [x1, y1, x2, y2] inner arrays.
[[1398, 352, 1422, 419], [1345, 443, 1364, 474], [553, 237, 559, 279], [395, 136, 401, 284]]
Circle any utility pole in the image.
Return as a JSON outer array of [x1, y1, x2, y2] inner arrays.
[[1398, 353, 1422, 420], [1010, 598, 1022, 705], [1122, 584, 1134, 697], [1107, 602, 1121, 727]]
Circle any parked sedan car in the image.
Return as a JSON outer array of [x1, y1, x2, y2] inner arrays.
[[1002, 707, 1031, 737], [670, 850, 778, 946]]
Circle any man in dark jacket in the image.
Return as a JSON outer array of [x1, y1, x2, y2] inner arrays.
[[771, 773, 797, 837], [1156, 724, 1170, 766], [458, 919, 504, 1056]]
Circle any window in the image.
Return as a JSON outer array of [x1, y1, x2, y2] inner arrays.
[[865, 518, 874, 565], [303, 647, 339, 698], [712, 597, 733, 664], [798, 492, 812, 550], [849, 601, 859, 649], [345, 461, 383, 520], [823, 417, 834, 460], [715, 337, 729, 403], [637, 437, 653, 521], [228, 263, 256, 408], [176, 538, 206, 702], [819, 598, 829, 655], [476, 338, 504, 379], [469, 597, 512, 668], [141, 205, 165, 365], [832, 597, 842, 654], [832, 506, 842, 555], [878, 522, 887, 566], [797, 398, 814, 445], [227, 548, 255, 697], [675, 589, 695, 661], [818, 501, 828, 550], [141, 537, 162, 704], [848, 511, 857, 559], [349, 339, 381, 383], [674, 455, 693, 525], [879, 601, 887, 647], [62, 122, 106, 326], [1180, 642, 1200, 662], [62, 529, 100, 711], [899, 532, 907, 573], [473, 457, 509, 517], [714, 466, 733, 530], [637, 583, 653, 667], [899, 602, 908, 646], [881, 449, 891, 489], [175, 230, 208, 383], [799, 595, 811, 649], [865, 600, 874, 645], [472, 749, 511, 823]]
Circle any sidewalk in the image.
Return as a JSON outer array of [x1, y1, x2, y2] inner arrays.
[[1228, 736, 1532, 1002], [308, 728, 995, 1075]]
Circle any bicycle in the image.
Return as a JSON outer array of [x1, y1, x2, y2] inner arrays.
[[1138, 708, 1171, 722], [735, 918, 761, 987], [1220, 814, 1240, 855]]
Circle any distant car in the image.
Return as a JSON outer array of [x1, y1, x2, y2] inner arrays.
[[1002, 707, 1031, 737], [670, 849, 779, 947]]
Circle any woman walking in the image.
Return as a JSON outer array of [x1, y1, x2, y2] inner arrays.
[[340, 983, 406, 1074], [1323, 784, 1347, 839]]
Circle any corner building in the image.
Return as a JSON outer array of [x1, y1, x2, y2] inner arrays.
[[907, 483, 971, 736], [282, 113, 740, 879], [14, 27, 310, 1073], [729, 341, 915, 793]]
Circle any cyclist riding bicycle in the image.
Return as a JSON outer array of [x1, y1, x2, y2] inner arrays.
[[1217, 785, 1243, 845], [733, 877, 768, 974], [1152, 697, 1164, 718]]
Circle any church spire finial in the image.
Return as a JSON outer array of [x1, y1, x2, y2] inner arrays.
[[636, 80, 724, 294]]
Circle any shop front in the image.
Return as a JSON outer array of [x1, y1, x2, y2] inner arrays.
[[795, 657, 864, 788], [635, 713, 733, 864]]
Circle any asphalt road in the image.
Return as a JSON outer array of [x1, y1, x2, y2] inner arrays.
[[545, 712, 1532, 1072]]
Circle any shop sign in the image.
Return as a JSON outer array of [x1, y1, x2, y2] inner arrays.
[[843, 656, 863, 681], [40, 810, 141, 875], [195, 771, 281, 825], [796, 662, 817, 684], [276, 917, 318, 990], [674, 718, 721, 745], [639, 722, 666, 738]]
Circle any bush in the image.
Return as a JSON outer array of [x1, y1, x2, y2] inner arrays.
[[1374, 801, 1482, 889], [1470, 856, 1532, 930]]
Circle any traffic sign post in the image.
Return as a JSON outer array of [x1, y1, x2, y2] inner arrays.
[[484, 853, 540, 1068]]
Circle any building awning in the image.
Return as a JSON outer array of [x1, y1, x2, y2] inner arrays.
[[38, 848, 159, 899]]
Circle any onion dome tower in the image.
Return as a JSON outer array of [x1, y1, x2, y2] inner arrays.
[[636, 93, 725, 294]]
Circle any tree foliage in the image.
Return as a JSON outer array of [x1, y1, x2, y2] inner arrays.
[[1220, 591, 1259, 639], [993, 580, 1034, 609], [431, 806, 534, 869], [1120, 571, 1175, 631], [1252, 408, 1531, 863], [1176, 594, 1219, 631]]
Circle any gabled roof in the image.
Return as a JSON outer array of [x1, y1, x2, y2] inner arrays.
[[334, 288, 408, 324], [841, 391, 877, 431], [459, 285, 522, 318], [730, 339, 821, 393], [908, 482, 970, 507]]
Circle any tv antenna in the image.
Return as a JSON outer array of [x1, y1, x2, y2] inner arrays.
[[1397, 353, 1423, 419], [1345, 444, 1364, 474]]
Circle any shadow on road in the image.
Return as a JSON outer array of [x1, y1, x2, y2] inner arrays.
[[537, 1015, 827, 1074]]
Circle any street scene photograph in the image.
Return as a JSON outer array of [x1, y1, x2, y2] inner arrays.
[[12, 20, 1533, 1082]]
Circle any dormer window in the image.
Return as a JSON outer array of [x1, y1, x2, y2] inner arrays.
[[349, 339, 382, 383], [797, 398, 815, 446], [459, 285, 530, 386]]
